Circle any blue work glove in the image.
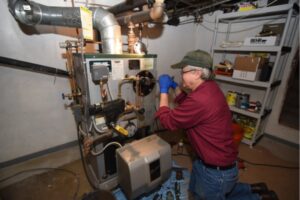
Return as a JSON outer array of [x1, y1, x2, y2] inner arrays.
[[159, 74, 173, 93], [170, 80, 178, 89]]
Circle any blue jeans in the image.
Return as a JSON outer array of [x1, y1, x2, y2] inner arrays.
[[189, 159, 260, 200]]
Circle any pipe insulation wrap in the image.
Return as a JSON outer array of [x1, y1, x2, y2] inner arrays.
[[9, 0, 122, 54]]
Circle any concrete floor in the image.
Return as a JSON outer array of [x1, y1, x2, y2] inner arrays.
[[0, 132, 298, 200]]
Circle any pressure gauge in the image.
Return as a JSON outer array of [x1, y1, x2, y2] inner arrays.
[[133, 70, 156, 96]]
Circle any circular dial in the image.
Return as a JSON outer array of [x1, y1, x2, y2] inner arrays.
[[132, 70, 156, 97]]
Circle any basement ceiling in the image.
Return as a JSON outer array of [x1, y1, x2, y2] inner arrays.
[[164, 0, 242, 17], [162, 0, 244, 25]]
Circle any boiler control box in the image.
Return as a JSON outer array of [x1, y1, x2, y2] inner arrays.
[[116, 134, 172, 200]]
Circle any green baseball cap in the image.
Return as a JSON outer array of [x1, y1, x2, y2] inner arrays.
[[171, 49, 213, 70]]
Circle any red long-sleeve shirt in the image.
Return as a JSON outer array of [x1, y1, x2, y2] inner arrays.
[[155, 80, 238, 166]]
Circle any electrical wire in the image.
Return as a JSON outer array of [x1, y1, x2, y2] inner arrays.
[[193, 0, 233, 15], [79, 123, 89, 136], [0, 167, 80, 200], [238, 157, 299, 169], [178, 16, 282, 34], [88, 121, 93, 132], [106, 82, 113, 100], [91, 141, 122, 156], [77, 124, 98, 189], [169, 0, 232, 19]]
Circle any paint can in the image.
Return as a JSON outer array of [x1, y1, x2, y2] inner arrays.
[[226, 91, 237, 106]]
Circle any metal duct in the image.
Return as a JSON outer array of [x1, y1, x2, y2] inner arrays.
[[8, 0, 122, 54], [116, 0, 165, 26]]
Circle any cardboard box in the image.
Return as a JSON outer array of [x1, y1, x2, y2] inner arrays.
[[232, 56, 263, 81], [244, 36, 277, 46]]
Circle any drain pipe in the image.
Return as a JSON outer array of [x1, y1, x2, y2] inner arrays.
[[116, 0, 165, 26], [8, 0, 122, 54]]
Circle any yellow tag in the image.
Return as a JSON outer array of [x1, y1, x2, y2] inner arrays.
[[115, 125, 128, 136], [80, 6, 93, 40]]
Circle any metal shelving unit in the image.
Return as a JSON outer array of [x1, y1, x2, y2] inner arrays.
[[212, 3, 299, 147], [215, 75, 270, 88], [213, 46, 283, 52]]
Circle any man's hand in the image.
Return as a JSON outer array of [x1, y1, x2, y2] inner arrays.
[[159, 74, 173, 93]]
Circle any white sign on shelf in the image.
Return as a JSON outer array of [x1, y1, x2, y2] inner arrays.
[[244, 36, 277, 46]]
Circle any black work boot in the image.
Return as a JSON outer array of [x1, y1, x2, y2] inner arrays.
[[250, 182, 269, 195]]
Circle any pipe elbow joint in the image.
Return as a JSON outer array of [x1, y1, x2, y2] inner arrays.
[[92, 7, 122, 54], [150, 1, 165, 20], [9, 0, 42, 25]]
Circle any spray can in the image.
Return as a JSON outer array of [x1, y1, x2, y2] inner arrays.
[[235, 92, 242, 108], [226, 91, 237, 106]]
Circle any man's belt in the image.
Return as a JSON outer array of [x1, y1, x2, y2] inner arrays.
[[203, 162, 236, 170]]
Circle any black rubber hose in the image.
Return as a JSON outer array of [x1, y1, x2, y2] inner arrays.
[[0, 56, 69, 78]]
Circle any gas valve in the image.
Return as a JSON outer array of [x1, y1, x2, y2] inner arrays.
[[62, 93, 73, 100]]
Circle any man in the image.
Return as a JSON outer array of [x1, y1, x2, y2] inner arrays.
[[155, 50, 278, 200]]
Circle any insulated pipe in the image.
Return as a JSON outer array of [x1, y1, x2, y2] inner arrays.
[[116, 0, 165, 26], [0, 56, 69, 78], [8, 0, 122, 54], [108, 0, 149, 15]]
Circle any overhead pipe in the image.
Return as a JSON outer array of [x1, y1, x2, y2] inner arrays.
[[8, 0, 122, 54], [116, 0, 165, 26], [108, 0, 150, 15]]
